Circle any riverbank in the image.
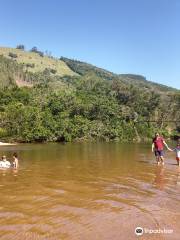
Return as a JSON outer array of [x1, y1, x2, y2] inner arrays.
[[0, 142, 16, 146], [0, 135, 179, 144]]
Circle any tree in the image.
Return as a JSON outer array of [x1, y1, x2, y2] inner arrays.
[[16, 44, 25, 50], [30, 47, 44, 57], [30, 46, 38, 52]]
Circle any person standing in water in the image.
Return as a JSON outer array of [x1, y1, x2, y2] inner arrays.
[[12, 153, 19, 168], [152, 132, 170, 165], [169, 141, 180, 166]]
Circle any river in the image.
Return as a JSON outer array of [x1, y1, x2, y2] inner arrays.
[[0, 143, 179, 240]]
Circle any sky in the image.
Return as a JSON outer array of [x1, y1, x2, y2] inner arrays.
[[0, 0, 179, 89]]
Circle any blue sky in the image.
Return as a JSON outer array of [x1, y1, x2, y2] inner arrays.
[[0, 0, 179, 89]]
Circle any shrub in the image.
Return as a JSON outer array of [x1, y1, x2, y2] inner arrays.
[[50, 69, 57, 74], [26, 63, 35, 68], [8, 52, 17, 58], [38, 51, 44, 57]]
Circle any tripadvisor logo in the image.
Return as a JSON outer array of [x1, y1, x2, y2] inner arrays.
[[135, 227, 143, 236]]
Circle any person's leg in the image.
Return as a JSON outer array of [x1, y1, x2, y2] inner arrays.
[[160, 156, 164, 165], [157, 157, 161, 165], [155, 151, 160, 165], [156, 156, 160, 165], [159, 151, 164, 165], [177, 157, 180, 166]]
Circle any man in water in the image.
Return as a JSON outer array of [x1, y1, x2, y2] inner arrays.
[[152, 133, 170, 165]]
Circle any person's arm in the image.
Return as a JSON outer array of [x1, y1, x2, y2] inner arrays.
[[168, 149, 173, 151], [168, 147, 174, 151], [163, 140, 171, 150], [152, 142, 155, 152]]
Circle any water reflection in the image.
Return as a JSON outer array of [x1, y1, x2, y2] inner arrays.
[[0, 168, 10, 177], [12, 168, 19, 176], [154, 166, 166, 190]]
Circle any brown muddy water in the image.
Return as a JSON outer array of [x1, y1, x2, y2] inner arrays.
[[0, 142, 179, 240]]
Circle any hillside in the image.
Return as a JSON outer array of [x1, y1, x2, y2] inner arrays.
[[60, 57, 176, 93], [0, 46, 179, 143], [0, 47, 76, 80], [0, 46, 177, 92]]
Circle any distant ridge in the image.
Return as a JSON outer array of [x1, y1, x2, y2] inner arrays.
[[60, 57, 176, 92]]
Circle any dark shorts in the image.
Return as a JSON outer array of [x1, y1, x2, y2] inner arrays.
[[154, 150, 164, 157]]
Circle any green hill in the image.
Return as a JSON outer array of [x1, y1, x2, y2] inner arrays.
[[0, 46, 179, 143]]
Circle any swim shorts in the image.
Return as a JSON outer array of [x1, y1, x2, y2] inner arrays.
[[154, 150, 164, 157]]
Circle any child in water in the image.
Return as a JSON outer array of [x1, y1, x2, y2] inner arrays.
[[0, 155, 11, 168], [169, 141, 180, 166], [12, 152, 19, 168]]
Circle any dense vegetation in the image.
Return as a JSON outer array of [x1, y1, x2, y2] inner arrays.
[[0, 47, 179, 143]]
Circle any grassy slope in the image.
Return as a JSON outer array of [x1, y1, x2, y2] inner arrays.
[[0, 47, 76, 77]]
